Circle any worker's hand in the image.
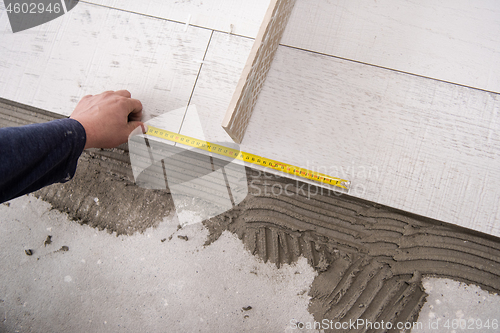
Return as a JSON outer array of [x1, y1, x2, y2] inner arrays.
[[70, 90, 145, 149]]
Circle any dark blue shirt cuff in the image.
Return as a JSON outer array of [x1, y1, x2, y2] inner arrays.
[[0, 118, 87, 203]]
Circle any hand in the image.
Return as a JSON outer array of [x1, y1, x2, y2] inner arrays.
[[70, 90, 144, 149]]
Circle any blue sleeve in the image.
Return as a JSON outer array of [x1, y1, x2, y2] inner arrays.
[[0, 118, 87, 203]]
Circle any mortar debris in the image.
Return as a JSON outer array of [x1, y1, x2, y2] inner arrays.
[[58, 246, 69, 252]]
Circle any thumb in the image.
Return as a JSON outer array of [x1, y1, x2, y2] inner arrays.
[[127, 121, 146, 136]]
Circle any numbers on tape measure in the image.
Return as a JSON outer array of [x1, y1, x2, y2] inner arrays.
[[144, 126, 349, 190]]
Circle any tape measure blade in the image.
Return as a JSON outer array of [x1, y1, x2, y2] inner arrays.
[[142, 126, 350, 192], [246, 162, 350, 193]]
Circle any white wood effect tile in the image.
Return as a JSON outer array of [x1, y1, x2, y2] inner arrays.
[[242, 46, 500, 237], [82, 0, 271, 38], [179, 31, 253, 143], [178, 32, 351, 194], [2, 0, 499, 238], [282, 0, 500, 93], [222, 0, 296, 143], [0, 2, 212, 121]]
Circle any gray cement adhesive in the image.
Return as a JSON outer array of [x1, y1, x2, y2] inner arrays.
[[1, 98, 500, 332], [206, 170, 500, 330]]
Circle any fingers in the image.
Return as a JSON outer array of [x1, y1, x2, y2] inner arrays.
[[127, 98, 143, 120], [128, 111, 143, 122], [92, 90, 131, 98], [103, 90, 141, 115], [114, 90, 132, 98], [87, 89, 144, 122], [128, 97, 142, 112], [127, 121, 145, 135], [97, 90, 143, 119], [93, 90, 133, 100]]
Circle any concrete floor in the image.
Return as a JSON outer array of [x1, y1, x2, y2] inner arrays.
[[1, 195, 499, 333], [0, 195, 316, 333]]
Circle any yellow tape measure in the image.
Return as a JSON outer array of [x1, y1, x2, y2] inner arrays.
[[145, 126, 350, 191]]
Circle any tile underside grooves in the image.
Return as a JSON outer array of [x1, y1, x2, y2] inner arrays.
[[2, 100, 500, 331]]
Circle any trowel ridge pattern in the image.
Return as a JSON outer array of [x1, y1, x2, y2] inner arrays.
[[204, 171, 500, 330]]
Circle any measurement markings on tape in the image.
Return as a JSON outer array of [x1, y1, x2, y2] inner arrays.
[[145, 126, 350, 191]]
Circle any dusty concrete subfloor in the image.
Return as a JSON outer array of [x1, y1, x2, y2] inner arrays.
[[1, 98, 500, 332]]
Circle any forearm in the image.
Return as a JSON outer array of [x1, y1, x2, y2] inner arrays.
[[0, 118, 86, 203]]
